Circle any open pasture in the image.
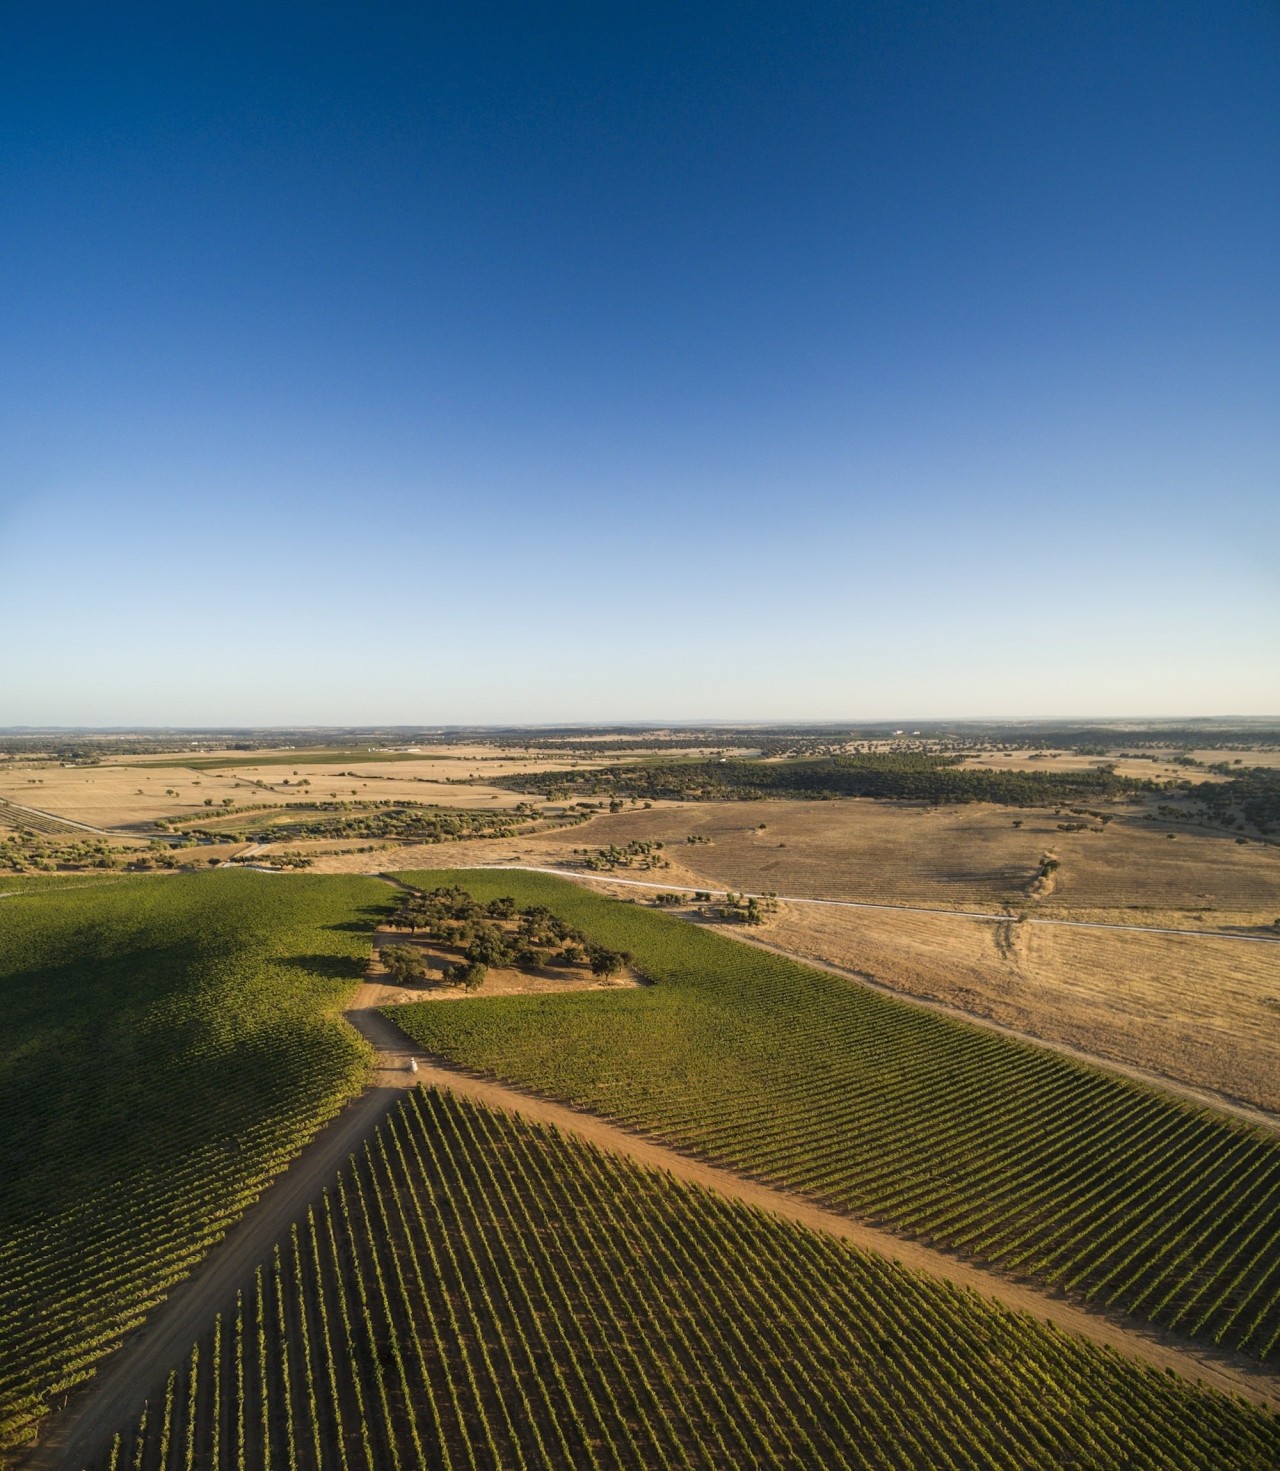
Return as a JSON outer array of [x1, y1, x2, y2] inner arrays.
[[392, 871, 1280, 1363], [91, 1087, 1280, 1471], [0, 765, 272, 831], [0, 870, 389, 1456]]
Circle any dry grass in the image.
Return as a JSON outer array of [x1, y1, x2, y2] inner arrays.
[[0, 747, 584, 827], [0, 766, 256, 829], [314, 798, 1280, 926]]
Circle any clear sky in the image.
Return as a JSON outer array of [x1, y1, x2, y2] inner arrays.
[[2, 2, 1277, 725]]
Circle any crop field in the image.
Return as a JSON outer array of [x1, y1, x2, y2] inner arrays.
[[89, 1087, 1280, 1471], [733, 900, 1280, 1115], [0, 871, 390, 1455], [392, 871, 1280, 1363], [0, 748, 577, 831]]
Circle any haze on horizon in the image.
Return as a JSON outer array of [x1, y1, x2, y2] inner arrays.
[[2, 3, 1277, 727]]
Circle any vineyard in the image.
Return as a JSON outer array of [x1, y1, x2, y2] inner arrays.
[[0, 871, 391, 1456], [392, 870, 1280, 1362], [89, 1087, 1280, 1471]]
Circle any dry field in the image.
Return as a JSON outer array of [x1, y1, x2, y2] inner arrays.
[[1187, 747, 1280, 769], [0, 765, 260, 829], [959, 748, 1217, 782], [309, 798, 1280, 926], [0, 746, 592, 828]]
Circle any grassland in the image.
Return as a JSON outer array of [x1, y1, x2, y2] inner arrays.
[[0, 870, 391, 1456], [391, 871, 1280, 1364], [90, 1087, 1280, 1471]]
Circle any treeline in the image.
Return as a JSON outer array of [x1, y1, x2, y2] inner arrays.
[[180, 805, 540, 846], [499, 753, 1151, 807]]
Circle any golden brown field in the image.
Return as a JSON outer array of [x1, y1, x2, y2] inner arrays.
[[315, 796, 1280, 924], [0, 746, 589, 827]]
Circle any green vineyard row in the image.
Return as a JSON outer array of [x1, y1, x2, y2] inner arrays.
[[92, 1087, 1280, 1471], [391, 869, 1280, 1362], [0, 872, 390, 1454]]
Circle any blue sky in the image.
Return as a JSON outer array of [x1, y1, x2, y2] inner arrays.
[[2, 2, 1277, 725]]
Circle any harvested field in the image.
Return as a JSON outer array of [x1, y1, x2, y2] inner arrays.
[[0, 757, 563, 830], [0, 766, 257, 830]]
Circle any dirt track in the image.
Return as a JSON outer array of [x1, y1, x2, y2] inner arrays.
[[21, 986, 423, 1471], [24, 970, 1280, 1471]]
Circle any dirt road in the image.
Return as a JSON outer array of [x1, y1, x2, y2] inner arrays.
[[404, 1054, 1280, 1410], [22, 986, 424, 1471]]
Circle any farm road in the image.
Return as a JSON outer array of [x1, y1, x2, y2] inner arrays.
[[22, 982, 425, 1471], [394, 1055, 1280, 1410], [25, 954, 1280, 1469]]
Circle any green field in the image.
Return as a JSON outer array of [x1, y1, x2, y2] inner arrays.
[[91, 1087, 1280, 1471], [0, 870, 391, 1454], [391, 870, 1280, 1362]]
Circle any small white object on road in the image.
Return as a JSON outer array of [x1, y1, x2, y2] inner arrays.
[[408, 1056, 418, 1073]]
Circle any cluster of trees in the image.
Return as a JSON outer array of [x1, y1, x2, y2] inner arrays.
[[381, 942, 488, 992], [576, 840, 670, 872], [1180, 768, 1280, 836], [499, 753, 1151, 809], [386, 887, 634, 985], [177, 803, 532, 846], [706, 892, 776, 925]]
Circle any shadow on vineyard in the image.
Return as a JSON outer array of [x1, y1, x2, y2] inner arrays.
[[0, 871, 393, 1457]]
